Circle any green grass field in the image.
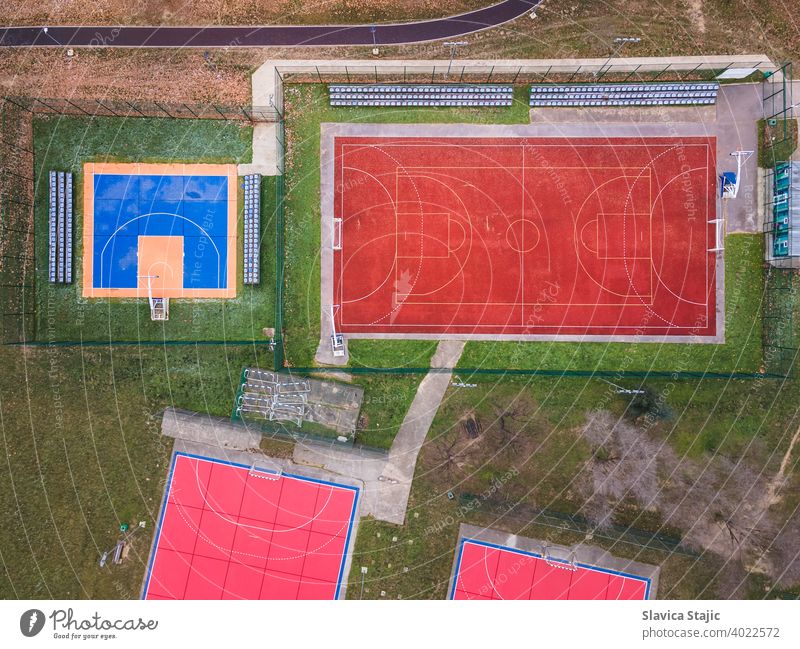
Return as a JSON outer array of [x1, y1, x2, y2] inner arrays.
[[758, 118, 799, 168], [346, 370, 800, 599], [32, 115, 277, 343], [0, 343, 271, 598]]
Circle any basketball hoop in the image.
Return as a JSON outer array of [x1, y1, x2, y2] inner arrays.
[[139, 274, 169, 321]]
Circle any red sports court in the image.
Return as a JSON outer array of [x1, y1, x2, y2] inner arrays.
[[450, 539, 651, 600], [143, 453, 359, 600], [333, 136, 717, 337]]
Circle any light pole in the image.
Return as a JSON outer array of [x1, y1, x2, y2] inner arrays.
[[595, 36, 641, 78], [443, 41, 468, 78]]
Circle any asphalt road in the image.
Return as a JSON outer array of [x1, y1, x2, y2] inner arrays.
[[0, 1, 537, 48]]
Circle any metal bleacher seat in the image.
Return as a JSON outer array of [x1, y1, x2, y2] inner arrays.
[[529, 81, 719, 108], [48, 171, 57, 283], [56, 172, 65, 283], [65, 173, 73, 284], [327, 83, 513, 108], [48, 170, 74, 284], [243, 174, 261, 286]]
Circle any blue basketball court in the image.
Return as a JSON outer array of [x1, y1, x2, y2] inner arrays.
[[82, 163, 237, 298]]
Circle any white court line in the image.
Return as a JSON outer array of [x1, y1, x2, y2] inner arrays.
[[335, 140, 715, 332]]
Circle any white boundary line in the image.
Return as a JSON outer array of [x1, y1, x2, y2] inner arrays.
[[320, 123, 725, 344]]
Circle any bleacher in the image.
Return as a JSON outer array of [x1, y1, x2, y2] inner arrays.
[[48, 170, 73, 284], [243, 173, 261, 285], [770, 162, 799, 258], [529, 82, 719, 107], [329, 84, 513, 107]]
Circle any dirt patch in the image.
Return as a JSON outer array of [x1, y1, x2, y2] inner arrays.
[[419, 390, 553, 496], [576, 410, 800, 589], [0, 49, 257, 103], [686, 0, 706, 35]]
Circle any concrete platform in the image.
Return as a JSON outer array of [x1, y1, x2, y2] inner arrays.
[[161, 407, 261, 451]]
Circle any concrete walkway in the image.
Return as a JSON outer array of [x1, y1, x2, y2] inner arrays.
[[294, 340, 465, 524], [237, 123, 280, 177]]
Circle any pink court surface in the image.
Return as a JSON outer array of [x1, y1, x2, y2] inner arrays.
[[333, 135, 718, 338], [450, 539, 651, 600], [143, 453, 359, 600]]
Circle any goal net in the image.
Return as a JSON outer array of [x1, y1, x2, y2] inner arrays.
[[333, 217, 343, 250], [249, 459, 283, 481]]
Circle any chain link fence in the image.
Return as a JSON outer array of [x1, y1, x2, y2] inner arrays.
[[0, 99, 35, 344], [1, 95, 281, 122]]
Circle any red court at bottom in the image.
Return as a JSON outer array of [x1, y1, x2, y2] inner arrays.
[[143, 453, 359, 600], [450, 539, 651, 600], [334, 136, 717, 337]]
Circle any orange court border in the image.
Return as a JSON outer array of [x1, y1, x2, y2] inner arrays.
[[82, 162, 238, 299]]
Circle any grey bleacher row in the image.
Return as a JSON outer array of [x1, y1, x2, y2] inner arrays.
[[531, 91, 717, 100], [530, 82, 719, 107], [48, 171, 73, 284], [329, 84, 512, 93], [243, 174, 260, 286], [329, 84, 513, 107], [530, 83, 718, 94], [533, 98, 717, 107], [332, 99, 513, 107]]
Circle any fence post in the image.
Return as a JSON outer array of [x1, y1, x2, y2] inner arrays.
[[65, 99, 92, 116], [679, 63, 703, 81], [0, 168, 34, 182], [34, 97, 60, 113], [152, 101, 172, 118], [95, 100, 121, 117], [622, 64, 642, 82], [0, 137, 33, 154], [2, 96, 33, 112], [650, 63, 672, 81], [567, 66, 582, 82]]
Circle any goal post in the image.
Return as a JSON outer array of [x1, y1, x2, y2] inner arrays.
[[708, 218, 724, 253], [542, 543, 578, 572], [333, 217, 343, 250], [248, 459, 283, 481]]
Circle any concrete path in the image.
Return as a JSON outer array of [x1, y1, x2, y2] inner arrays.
[[237, 123, 280, 177], [161, 407, 262, 450], [294, 339, 465, 524], [716, 83, 764, 233]]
